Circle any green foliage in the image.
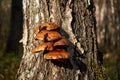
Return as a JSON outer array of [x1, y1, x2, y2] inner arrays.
[[103, 47, 120, 80], [0, 46, 23, 80], [98, 41, 120, 80], [95, 66, 108, 80]]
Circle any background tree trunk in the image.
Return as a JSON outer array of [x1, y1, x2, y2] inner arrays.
[[94, 0, 120, 79], [94, 0, 120, 50], [0, 0, 12, 54], [6, 0, 23, 53], [17, 0, 99, 80]]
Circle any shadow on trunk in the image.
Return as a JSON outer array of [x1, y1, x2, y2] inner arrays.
[[49, 28, 87, 74]]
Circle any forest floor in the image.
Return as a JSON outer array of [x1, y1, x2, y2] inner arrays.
[[99, 44, 120, 80], [103, 50, 120, 80], [0, 45, 120, 80], [0, 46, 23, 80]]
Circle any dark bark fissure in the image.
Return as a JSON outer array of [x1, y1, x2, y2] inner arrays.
[[17, 0, 98, 80]]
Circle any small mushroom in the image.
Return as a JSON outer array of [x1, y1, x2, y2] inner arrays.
[[34, 30, 48, 40], [32, 42, 54, 53], [46, 31, 62, 41], [44, 49, 70, 59], [34, 22, 58, 34], [35, 30, 62, 41], [54, 37, 68, 46]]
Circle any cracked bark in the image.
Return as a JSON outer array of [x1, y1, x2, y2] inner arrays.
[[17, 0, 98, 80]]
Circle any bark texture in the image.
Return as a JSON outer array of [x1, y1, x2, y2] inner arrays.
[[17, 0, 98, 80]]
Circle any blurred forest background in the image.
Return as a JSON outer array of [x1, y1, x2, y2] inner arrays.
[[0, 0, 120, 80]]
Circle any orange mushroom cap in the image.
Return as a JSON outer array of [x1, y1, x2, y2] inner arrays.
[[54, 38, 68, 46], [44, 49, 70, 59], [35, 30, 62, 41], [34, 30, 48, 40], [46, 31, 62, 41], [34, 22, 58, 34], [32, 42, 54, 53]]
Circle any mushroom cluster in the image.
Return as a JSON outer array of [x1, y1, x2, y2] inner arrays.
[[32, 22, 70, 60]]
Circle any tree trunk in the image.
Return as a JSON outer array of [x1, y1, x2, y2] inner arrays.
[[6, 0, 23, 53], [17, 0, 99, 80], [0, 0, 12, 54], [94, 0, 120, 50]]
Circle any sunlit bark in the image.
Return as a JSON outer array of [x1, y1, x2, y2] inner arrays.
[[17, 0, 98, 80]]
